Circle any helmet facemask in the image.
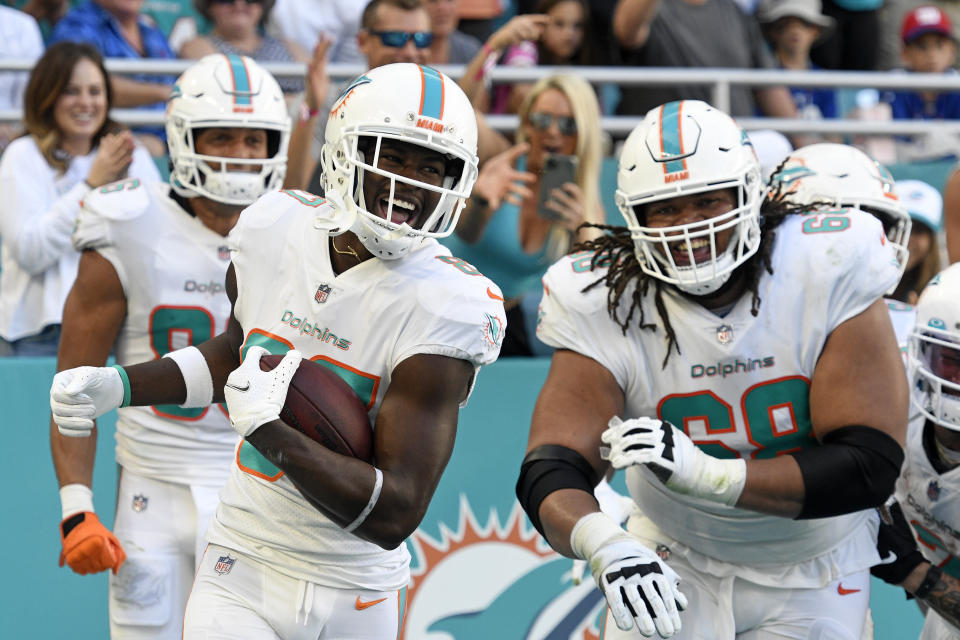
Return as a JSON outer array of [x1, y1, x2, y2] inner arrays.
[[618, 177, 763, 296], [911, 325, 960, 431], [169, 125, 287, 206]]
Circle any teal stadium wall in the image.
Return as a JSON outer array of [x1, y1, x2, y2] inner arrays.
[[2, 357, 925, 638]]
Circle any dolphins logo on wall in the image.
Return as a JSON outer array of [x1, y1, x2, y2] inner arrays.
[[402, 498, 606, 639]]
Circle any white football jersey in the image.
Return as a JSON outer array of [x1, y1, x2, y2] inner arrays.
[[896, 410, 960, 639], [207, 190, 506, 590], [538, 208, 900, 586], [74, 180, 237, 486], [896, 414, 960, 579]]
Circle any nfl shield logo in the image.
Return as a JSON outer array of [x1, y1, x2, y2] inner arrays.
[[132, 494, 148, 512], [214, 555, 236, 575], [315, 284, 332, 304], [928, 480, 941, 501], [716, 325, 734, 345], [218, 245, 231, 261]]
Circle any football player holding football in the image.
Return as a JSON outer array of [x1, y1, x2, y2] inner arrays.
[[49, 54, 289, 639], [50, 62, 505, 639], [516, 100, 908, 638]]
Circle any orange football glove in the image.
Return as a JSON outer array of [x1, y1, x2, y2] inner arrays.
[[59, 512, 126, 575]]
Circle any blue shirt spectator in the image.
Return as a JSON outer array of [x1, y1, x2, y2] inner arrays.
[[787, 63, 838, 118], [887, 76, 960, 119], [50, 0, 175, 147]]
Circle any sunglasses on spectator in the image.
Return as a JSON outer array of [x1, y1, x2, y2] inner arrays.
[[528, 112, 577, 136], [369, 30, 434, 49]]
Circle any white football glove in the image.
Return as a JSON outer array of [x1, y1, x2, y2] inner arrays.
[[572, 512, 686, 637], [573, 479, 637, 585], [601, 416, 746, 507], [224, 346, 302, 437], [50, 366, 125, 437]]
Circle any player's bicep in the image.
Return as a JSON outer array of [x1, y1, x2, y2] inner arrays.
[[374, 354, 474, 509], [57, 249, 126, 370], [810, 298, 908, 445], [528, 349, 625, 478]]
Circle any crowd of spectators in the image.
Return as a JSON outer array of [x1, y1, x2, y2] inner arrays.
[[1, 0, 960, 357]]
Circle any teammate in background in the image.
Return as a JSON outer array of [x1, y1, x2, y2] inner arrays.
[[50, 63, 505, 638], [49, 54, 289, 639], [870, 262, 960, 638], [768, 142, 916, 353], [517, 100, 908, 638]]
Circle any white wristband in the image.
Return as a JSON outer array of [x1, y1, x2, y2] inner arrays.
[[163, 345, 214, 408], [673, 452, 747, 507], [570, 511, 626, 561], [60, 484, 94, 520], [344, 467, 383, 533]]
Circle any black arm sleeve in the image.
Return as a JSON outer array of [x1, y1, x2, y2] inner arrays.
[[790, 425, 904, 520], [516, 445, 598, 538]]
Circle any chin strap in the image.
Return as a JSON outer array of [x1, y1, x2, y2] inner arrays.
[[314, 190, 356, 235]]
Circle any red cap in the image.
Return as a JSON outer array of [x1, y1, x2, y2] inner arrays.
[[901, 6, 954, 43]]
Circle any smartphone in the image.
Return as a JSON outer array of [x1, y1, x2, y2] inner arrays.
[[536, 154, 578, 221]]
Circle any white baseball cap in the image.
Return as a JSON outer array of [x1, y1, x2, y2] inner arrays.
[[896, 179, 943, 231]]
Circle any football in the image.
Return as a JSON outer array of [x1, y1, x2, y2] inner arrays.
[[259, 354, 373, 462]]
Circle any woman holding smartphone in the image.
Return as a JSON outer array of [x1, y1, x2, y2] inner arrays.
[[442, 73, 604, 356]]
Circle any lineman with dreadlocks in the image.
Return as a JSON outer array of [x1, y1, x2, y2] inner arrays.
[[50, 62, 504, 639], [516, 100, 908, 639], [49, 54, 289, 640]]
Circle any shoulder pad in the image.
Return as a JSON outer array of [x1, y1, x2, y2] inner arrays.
[[541, 252, 616, 318], [779, 208, 894, 277], [416, 250, 506, 315], [237, 190, 339, 231], [73, 178, 152, 251], [81, 178, 152, 221]]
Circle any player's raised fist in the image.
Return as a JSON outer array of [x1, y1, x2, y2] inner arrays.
[[50, 366, 125, 437], [59, 512, 126, 575]]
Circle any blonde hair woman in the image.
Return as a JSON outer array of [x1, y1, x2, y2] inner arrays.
[[442, 73, 605, 356]]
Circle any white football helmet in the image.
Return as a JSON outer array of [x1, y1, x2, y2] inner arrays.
[[166, 54, 290, 206], [771, 143, 911, 290], [909, 263, 960, 431], [320, 63, 479, 259], [615, 100, 763, 295]]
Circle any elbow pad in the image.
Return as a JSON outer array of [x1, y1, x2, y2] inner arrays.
[[516, 445, 598, 538], [790, 425, 904, 520]]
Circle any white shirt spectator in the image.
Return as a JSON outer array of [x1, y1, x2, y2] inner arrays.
[[267, 0, 365, 64], [0, 7, 43, 148], [0, 136, 161, 342]]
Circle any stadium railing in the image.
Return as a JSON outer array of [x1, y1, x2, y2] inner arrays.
[[4, 59, 960, 136]]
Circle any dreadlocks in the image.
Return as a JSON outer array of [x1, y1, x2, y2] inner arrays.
[[574, 172, 812, 368]]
